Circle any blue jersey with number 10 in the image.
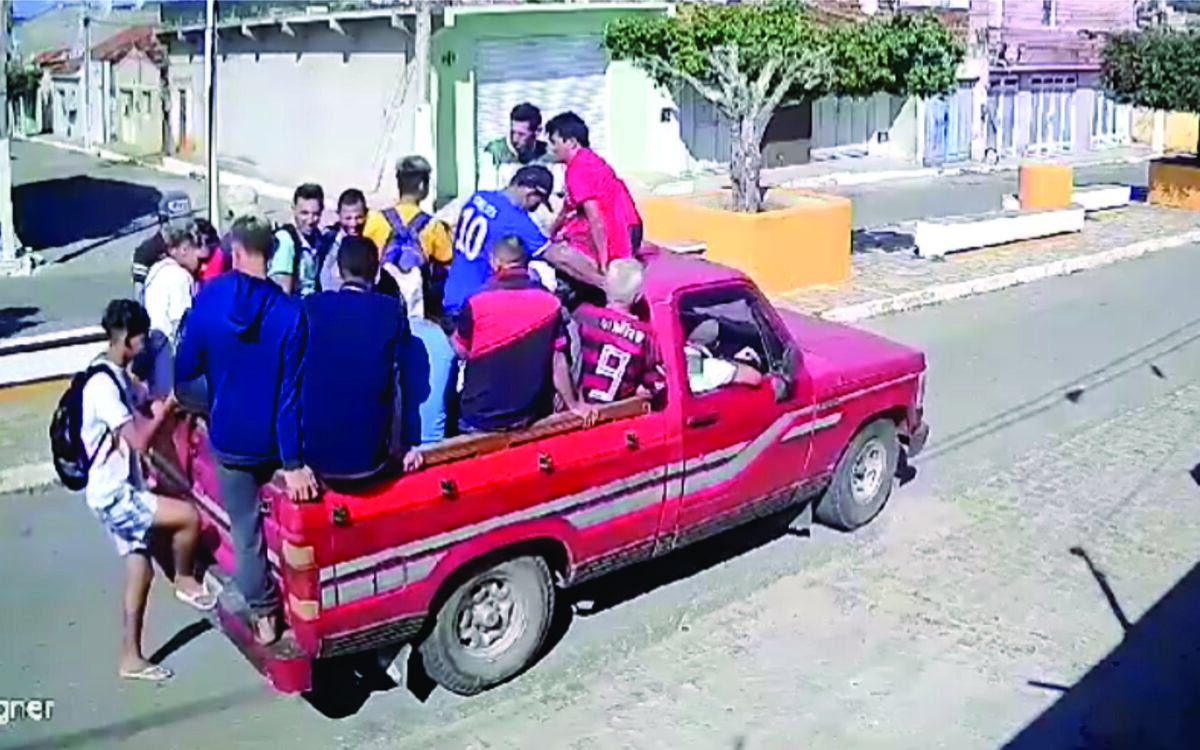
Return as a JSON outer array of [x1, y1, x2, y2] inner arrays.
[[443, 190, 549, 316]]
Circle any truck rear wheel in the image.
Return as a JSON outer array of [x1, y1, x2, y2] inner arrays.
[[419, 555, 555, 696], [814, 418, 899, 532]]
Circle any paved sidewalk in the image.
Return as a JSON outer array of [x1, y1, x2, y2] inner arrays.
[[777, 204, 1200, 320]]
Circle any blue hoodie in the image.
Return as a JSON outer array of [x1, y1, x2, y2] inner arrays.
[[175, 271, 307, 469]]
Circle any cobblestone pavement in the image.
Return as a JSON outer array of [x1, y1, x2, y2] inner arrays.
[[778, 204, 1200, 315], [381, 382, 1200, 750]]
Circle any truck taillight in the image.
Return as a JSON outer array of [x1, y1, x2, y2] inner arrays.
[[282, 540, 320, 621]]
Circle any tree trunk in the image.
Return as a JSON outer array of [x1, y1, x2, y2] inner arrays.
[[730, 114, 764, 213]]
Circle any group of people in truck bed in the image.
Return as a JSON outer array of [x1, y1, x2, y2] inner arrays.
[[80, 108, 765, 678]]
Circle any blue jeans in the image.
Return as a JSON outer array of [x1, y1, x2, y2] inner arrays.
[[215, 462, 280, 616]]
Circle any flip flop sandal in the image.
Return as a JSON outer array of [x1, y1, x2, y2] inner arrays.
[[175, 585, 218, 612], [120, 664, 173, 682]]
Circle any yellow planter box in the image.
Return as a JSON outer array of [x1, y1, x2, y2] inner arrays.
[[639, 189, 852, 294], [1149, 157, 1200, 210], [1018, 163, 1074, 211]]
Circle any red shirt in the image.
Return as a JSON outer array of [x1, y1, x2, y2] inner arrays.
[[559, 148, 642, 263], [575, 303, 662, 404]]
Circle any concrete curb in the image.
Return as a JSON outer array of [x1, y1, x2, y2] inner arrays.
[[0, 462, 57, 495], [650, 152, 1156, 196], [818, 228, 1200, 324]]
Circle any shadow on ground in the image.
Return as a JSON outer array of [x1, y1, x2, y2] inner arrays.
[[852, 228, 915, 255], [1004, 548, 1200, 748], [14, 175, 162, 252], [0, 306, 41, 338]]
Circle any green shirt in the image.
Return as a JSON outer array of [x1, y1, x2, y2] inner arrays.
[[479, 137, 551, 190]]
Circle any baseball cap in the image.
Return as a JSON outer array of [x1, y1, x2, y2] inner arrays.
[[512, 165, 554, 199], [158, 191, 192, 222], [395, 155, 432, 176]]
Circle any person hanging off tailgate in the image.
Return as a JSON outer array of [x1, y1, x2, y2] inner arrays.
[[451, 235, 595, 434], [543, 112, 644, 298], [574, 258, 664, 405], [363, 156, 454, 320]]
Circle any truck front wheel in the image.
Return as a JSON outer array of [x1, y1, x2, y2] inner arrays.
[[419, 555, 555, 696], [814, 418, 899, 531]]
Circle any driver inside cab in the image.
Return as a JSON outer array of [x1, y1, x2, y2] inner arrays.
[[684, 319, 763, 394]]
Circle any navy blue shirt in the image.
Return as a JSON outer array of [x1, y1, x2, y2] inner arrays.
[[175, 271, 306, 468], [300, 284, 408, 480]]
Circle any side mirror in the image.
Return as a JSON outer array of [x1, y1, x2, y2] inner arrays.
[[770, 374, 790, 403], [770, 343, 799, 403]]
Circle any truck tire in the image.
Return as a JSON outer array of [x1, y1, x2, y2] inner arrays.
[[419, 555, 555, 696], [814, 419, 899, 532]]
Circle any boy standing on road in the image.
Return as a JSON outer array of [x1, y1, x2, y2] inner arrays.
[[137, 226, 207, 400], [84, 299, 215, 683], [175, 216, 319, 646], [544, 112, 643, 291], [131, 191, 193, 299]]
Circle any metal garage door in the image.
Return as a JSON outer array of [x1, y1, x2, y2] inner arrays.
[[475, 36, 609, 158]]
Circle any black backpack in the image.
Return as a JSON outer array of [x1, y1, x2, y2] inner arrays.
[[49, 364, 126, 491]]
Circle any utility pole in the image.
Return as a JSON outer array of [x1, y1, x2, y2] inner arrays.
[[204, 0, 218, 230], [83, 7, 92, 149], [0, 0, 19, 274]]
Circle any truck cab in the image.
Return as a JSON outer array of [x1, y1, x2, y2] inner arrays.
[[156, 245, 928, 698]]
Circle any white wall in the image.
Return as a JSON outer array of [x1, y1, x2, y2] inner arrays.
[[164, 18, 418, 200]]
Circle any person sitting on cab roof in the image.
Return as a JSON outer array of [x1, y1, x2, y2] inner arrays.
[[574, 258, 664, 404], [543, 112, 643, 296], [301, 236, 423, 482], [452, 235, 595, 433]]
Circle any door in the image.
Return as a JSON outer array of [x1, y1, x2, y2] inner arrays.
[[669, 284, 815, 546], [1029, 74, 1076, 153], [475, 35, 609, 163], [987, 75, 1018, 157], [1091, 89, 1130, 149], [925, 83, 974, 166], [119, 89, 134, 144]]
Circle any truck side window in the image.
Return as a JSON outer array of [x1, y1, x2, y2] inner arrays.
[[678, 286, 785, 395]]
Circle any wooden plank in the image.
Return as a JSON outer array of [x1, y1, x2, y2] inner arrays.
[[419, 397, 651, 469]]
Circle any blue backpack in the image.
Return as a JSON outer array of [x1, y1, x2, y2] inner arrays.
[[381, 207, 432, 273]]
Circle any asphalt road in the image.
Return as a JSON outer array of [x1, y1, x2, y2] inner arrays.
[[3, 238, 1200, 749], [0, 141, 1150, 339]]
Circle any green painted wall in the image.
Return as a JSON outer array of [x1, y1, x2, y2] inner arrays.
[[432, 3, 669, 203]]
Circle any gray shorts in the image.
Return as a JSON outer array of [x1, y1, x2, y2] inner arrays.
[[92, 486, 159, 556]]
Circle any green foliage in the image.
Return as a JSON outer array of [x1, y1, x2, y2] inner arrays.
[[829, 13, 964, 100], [605, 2, 825, 96], [7, 63, 40, 103], [1102, 29, 1200, 114], [604, 2, 964, 104]]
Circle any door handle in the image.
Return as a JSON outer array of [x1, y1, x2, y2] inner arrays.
[[686, 412, 719, 429]]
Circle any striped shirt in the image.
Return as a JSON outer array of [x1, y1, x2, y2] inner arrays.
[[574, 303, 663, 404]]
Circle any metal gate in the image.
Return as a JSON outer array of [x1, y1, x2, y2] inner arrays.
[[1028, 74, 1076, 153], [924, 82, 974, 166], [986, 75, 1019, 158], [1091, 89, 1131, 148]]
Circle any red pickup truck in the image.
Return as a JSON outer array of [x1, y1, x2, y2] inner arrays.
[[154, 245, 928, 698]]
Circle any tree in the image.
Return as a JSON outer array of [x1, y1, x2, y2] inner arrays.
[[604, 2, 964, 212], [1103, 28, 1200, 154]]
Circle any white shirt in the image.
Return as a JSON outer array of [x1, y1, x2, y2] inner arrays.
[[684, 344, 738, 394], [143, 257, 196, 342], [81, 361, 145, 511]]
